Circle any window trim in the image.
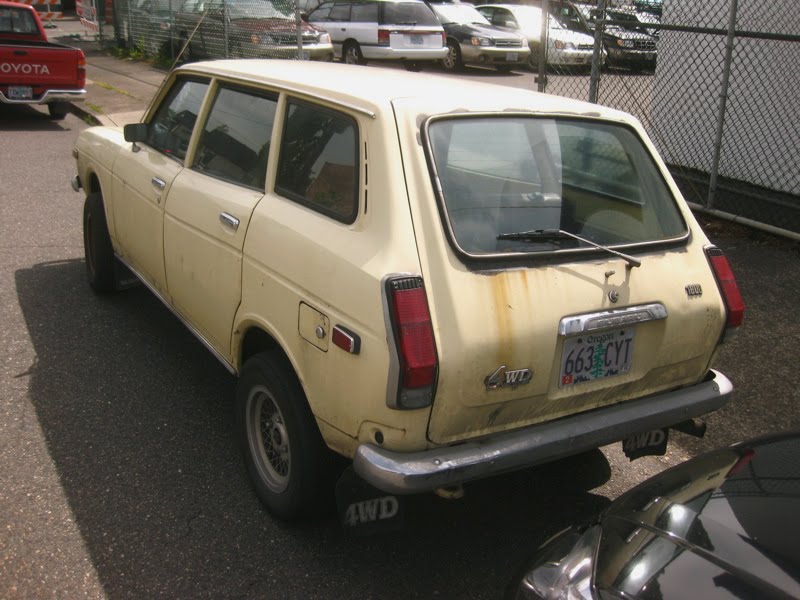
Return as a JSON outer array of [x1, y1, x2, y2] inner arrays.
[[421, 112, 689, 265], [275, 98, 361, 225]]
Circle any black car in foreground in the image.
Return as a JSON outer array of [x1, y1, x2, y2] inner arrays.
[[512, 431, 800, 600]]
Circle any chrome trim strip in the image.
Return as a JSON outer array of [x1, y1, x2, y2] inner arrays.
[[115, 254, 237, 375], [175, 66, 377, 119], [558, 303, 667, 336], [0, 88, 87, 105], [354, 370, 733, 494]]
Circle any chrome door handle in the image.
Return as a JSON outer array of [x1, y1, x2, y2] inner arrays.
[[219, 212, 240, 230], [152, 177, 166, 191]]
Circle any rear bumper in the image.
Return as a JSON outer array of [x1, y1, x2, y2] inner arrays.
[[354, 370, 733, 494], [0, 88, 86, 105], [361, 46, 448, 61]]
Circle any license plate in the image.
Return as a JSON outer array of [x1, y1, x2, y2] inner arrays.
[[506, 52, 519, 61], [559, 329, 634, 387], [410, 34, 423, 45], [9, 86, 33, 100], [623, 428, 669, 460]]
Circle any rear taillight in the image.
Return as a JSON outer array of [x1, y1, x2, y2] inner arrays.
[[378, 29, 391, 46], [77, 53, 87, 88], [386, 276, 438, 409], [706, 247, 745, 331]]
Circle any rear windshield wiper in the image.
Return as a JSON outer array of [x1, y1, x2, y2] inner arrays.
[[497, 228, 642, 268], [396, 21, 418, 25]]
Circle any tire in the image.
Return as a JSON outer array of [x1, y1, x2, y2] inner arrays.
[[48, 102, 69, 120], [342, 42, 367, 66], [441, 40, 463, 72], [527, 48, 541, 72], [403, 60, 423, 72], [83, 192, 116, 293], [237, 351, 338, 520]]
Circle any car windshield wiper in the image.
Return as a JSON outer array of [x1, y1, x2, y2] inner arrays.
[[497, 228, 642, 268], [396, 21, 417, 25]]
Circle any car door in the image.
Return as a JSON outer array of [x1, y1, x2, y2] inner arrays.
[[163, 83, 278, 357], [111, 76, 210, 297]]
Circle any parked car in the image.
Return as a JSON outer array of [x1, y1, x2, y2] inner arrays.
[[582, 6, 658, 71], [72, 60, 743, 521], [174, 0, 334, 61], [512, 430, 800, 600], [307, 0, 446, 70], [476, 3, 597, 70], [427, 1, 529, 71], [120, 0, 179, 57], [0, 0, 86, 119]]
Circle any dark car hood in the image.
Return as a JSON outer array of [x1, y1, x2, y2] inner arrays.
[[595, 432, 800, 599], [442, 21, 518, 41]]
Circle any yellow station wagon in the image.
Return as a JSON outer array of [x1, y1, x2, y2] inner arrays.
[[72, 60, 744, 522]]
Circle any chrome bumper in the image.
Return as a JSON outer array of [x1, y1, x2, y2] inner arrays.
[[0, 88, 86, 105], [354, 370, 733, 494]]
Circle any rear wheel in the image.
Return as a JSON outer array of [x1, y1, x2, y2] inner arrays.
[[441, 40, 463, 71], [237, 351, 338, 520], [343, 42, 367, 66], [48, 102, 69, 120]]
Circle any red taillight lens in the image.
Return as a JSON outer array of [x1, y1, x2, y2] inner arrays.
[[378, 29, 391, 46], [77, 53, 86, 87], [706, 247, 745, 330], [441, 32, 446, 45], [387, 277, 438, 408]]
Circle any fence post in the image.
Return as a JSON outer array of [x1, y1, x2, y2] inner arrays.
[[707, 0, 739, 209], [537, 0, 548, 92], [296, 0, 303, 60], [588, 0, 605, 104]]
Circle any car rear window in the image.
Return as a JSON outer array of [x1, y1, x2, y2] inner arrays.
[[381, 2, 439, 26], [426, 116, 686, 257], [0, 7, 38, 34]]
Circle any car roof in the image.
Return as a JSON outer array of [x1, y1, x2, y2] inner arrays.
[[175, 60, 630, 122]]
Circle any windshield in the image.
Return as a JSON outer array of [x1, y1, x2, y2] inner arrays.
[[0, 6, 38, 34], [426, 116, 686, 257], [432, 3, 490, 26]]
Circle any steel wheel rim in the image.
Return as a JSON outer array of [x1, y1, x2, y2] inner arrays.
[[247, 385, 291, 493]]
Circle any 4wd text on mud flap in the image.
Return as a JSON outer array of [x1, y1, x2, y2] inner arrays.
[[344, 496, 400, 527]]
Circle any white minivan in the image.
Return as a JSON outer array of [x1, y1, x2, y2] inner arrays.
[[307, 0, 447, 70]]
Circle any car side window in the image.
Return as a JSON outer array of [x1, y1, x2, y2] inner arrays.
[[308, 3, 331, 20], [328, 2, 351, 21], [276, 100, 359, 224], [350, 1, 377, 22], [192, 85, 278, 190], [146, 78, 209, 162]]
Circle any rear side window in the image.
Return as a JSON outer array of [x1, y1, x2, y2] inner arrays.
[[147, 78, 209, 162], [192, 85, 278, 190], [427, 116, 686, 256], [350, 1, 378, 22], [276, 100, 359, 224], [381, 2, 439, 25]]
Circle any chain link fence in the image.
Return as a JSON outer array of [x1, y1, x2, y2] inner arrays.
[[90, 0, 798, 234], [108, 0, 332, 64]]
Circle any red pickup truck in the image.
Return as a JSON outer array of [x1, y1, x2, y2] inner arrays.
[[0, 0, 86, 119]]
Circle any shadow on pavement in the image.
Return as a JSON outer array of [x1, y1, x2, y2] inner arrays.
[[0, 104, 73, 130], [15, 258, 611, 599]]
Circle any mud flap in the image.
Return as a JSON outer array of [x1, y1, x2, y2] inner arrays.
[[622, 428, 669, 461], [335, 467, 404, 536]]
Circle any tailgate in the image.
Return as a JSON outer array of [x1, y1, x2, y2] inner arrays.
[[0, 44, 81, 88], [389, 28, 443, 50], [390, 98, 727, 445]]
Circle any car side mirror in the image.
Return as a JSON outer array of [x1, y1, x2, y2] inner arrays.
[[124, 123, 148, 152], [124, 123, 148, 143]]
